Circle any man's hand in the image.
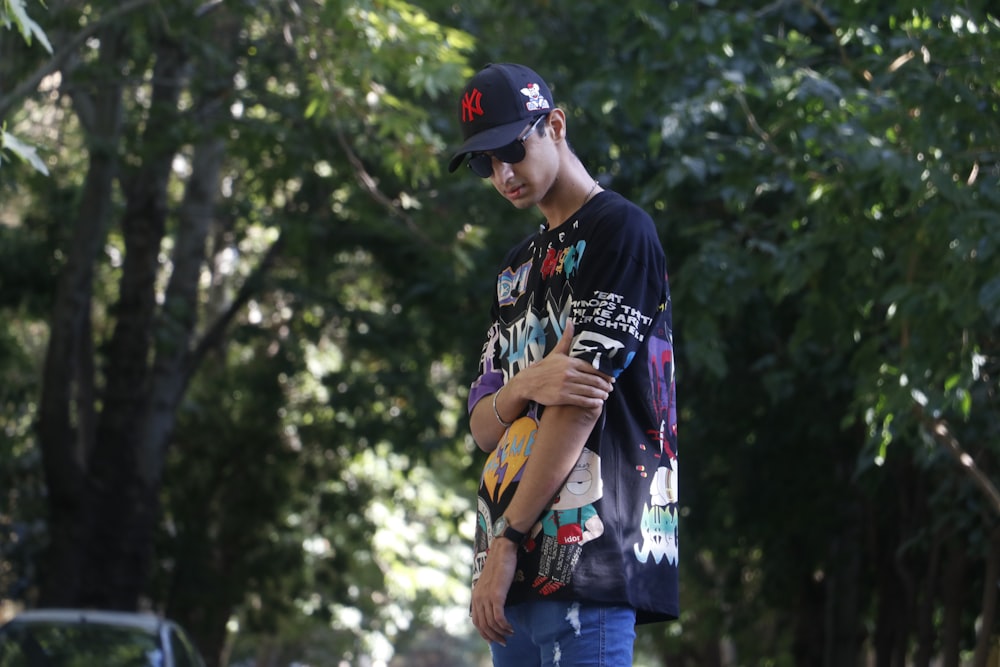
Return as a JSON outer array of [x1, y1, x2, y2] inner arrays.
[[512, 319, 613, 410], [470, 319, 613, 452], [470, 538, 518, 645]]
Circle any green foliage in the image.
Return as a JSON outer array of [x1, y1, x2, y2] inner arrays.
[[0, 0, 51, 173], [1, 0, 998, 664], [0, 317, 46, 606], [0, 128, 49, 174], [0, 0, 51, 53]]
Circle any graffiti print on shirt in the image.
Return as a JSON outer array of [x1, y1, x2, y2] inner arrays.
[[497, 286, 573, 378], [633, 317, 679, 566]]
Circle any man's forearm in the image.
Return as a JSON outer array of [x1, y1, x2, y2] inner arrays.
[[470, 382, 529, 453], [498, 403, 601, 534]]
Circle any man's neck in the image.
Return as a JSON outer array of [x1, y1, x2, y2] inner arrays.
[[537, 167, 600, 231]]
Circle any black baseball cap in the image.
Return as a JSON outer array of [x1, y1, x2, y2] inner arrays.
[[447, 63, 554, 173]]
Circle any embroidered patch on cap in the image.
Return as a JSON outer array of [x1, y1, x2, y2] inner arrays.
[[521, 84, 551, 112]]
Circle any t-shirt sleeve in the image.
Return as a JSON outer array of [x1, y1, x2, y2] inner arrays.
[[467, 241, 525, 415], [467, 319, 504, 415], [567, 206, 666, 378]]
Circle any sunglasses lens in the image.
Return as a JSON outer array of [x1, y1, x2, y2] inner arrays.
[[465, 133, 531, 179], [468, 154, 493, 178], [493, 142, 526, 165]]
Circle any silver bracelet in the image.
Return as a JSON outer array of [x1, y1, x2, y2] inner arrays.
[[492, 386, 514, 427]]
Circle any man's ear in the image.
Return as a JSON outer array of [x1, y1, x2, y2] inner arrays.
[[547, 108, 567, 143]]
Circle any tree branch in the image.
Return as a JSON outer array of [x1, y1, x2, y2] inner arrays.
[[922, 414, 1000, 518], [187, 234, 285, 376], [800, 0, 850, 67], [333, 125, 436, 247], [0, 0, 157, 120], [733, 89, 784, 157]]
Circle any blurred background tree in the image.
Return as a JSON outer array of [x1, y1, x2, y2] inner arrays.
[[0, 0, 997, 666]]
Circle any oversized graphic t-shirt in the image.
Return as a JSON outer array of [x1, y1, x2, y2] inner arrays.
[[468, 190, 679, 623]]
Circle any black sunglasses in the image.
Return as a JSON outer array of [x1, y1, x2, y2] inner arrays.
[[467, 114, 549, 178]]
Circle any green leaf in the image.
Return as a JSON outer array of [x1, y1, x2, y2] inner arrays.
[[5, 0, 53, 53], [1, 131, 49, 175]]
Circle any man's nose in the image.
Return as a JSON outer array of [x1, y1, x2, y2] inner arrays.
[[492, 157, 514, 180]]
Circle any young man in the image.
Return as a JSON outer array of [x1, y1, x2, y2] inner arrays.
[[448, 63, 679, 666]]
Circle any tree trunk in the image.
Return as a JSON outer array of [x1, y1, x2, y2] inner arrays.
[[940, 539, 967, 667], [973, 526, 1000, 667], [156, 7, 243, 663], [80, 27, 189, 610], [823, 422, 867, 667], [140, 0, 241, 494], [872, 458, 922, 667], [913, 530, 943, 667], [824, 498, 864, 667], [139, 134, 224, 487], [794, 574, 825, 667], [159, 75, 233, 667], [37, 22, 126, 608]]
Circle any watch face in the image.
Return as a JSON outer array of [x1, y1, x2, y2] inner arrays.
[[491, 515, 525, 545]]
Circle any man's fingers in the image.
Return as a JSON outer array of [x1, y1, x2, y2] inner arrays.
[[567, 360, 615, 388], [491, 602, 513, 636], [553, 318, 575, 355], [472, 602, 512, 645]]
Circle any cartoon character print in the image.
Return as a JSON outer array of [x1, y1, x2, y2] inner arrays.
[[633, 312, 679, 567], [481, 416, 538, 506], [473, 415, 539, 591], [533, 448, 605, 595], [520, 83, 551, 113]]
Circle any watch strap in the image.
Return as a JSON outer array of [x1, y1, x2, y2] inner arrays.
[[494, 515, 527, 546], [500, 524, 527, 546]]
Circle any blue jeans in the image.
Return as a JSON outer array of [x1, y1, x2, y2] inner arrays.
[[490, 600, 636, 667]]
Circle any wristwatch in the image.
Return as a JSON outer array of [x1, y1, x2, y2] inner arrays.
[[492, 515, 528, 547]]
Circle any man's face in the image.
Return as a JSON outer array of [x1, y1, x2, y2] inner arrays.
[[478, 115, 560, 210]]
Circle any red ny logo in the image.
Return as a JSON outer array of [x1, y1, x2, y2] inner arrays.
[[461, 88, 484, 123]]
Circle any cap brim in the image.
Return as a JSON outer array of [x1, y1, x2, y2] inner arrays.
[[447, 118, 531, 173]]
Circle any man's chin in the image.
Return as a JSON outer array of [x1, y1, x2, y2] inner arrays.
[[507, 196, 535, 210]]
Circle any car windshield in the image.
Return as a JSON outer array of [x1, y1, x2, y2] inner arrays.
[[0, 621, 164, 667]]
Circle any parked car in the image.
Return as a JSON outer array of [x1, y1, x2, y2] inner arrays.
[[0, 608, 206, 667]]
